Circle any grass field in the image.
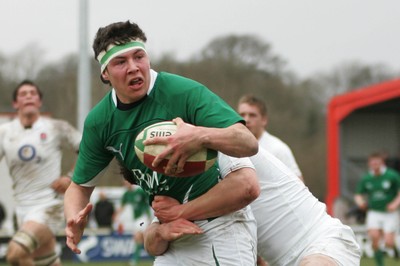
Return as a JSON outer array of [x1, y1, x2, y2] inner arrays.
[[0, 257, 398, 265]]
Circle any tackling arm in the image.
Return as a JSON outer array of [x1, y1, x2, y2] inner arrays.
[[152, 167, 260, 223], [144, 218, 203, 256]]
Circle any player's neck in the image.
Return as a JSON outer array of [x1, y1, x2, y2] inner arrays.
[[19, 112, 40, 129], [254, 129, 264, 140]]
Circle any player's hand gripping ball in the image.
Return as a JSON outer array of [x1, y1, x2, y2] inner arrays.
[[134, 121, 217, 177]]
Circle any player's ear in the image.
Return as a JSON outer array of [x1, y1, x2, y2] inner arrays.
[[101, 70, 110, 82], [262, 115, 268, 127], [12, 101, 19, 110]]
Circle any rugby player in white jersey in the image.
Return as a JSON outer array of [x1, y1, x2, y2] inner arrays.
[[146, 148, 361, 266], [0, 80, 81, 265], [238, 94, 303, 181]]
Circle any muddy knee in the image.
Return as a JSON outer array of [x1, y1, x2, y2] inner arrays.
[[6, 230, 38, 265]]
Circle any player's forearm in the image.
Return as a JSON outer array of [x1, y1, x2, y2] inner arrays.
[[199, 123, 258, 157], [354, 194, 366, 209], [179, 168, 260, 221], [64, 182, 94, 220], [144, 222, 169, 256]]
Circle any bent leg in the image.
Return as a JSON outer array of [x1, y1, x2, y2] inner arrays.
[[384, 231, 396, 249], [7, 221, 60, 266], [6, 230, 37, 266]]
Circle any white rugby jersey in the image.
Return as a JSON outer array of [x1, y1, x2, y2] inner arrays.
[[218, 148, 331, 263], [259, 130, 302, 177], [0, 117, 81, 207]]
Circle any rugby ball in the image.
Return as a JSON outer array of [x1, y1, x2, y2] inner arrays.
[[134, 121, 217, 177]]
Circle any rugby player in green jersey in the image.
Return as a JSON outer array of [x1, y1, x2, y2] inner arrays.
[[64, 21, 260, 265], [355, 152, 400, 266]]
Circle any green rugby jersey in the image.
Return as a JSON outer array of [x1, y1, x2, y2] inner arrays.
[[121, 187, 151, 219], [355, 168, 400, 212], [74, 71, 244, 204]]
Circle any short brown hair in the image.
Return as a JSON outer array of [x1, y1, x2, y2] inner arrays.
[[238, 94, 267, 116], [13, 80, 43, 101]]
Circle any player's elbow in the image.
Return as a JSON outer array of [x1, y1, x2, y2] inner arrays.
[[248, 179, 261, 203], [246, 139, 259, 157], [240, 169, 260, 204], [240, 131, 259, 157]]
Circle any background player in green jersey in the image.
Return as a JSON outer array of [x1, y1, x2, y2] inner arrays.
[[114, 180, 152, 266], [354, 152, 400, 266], [64, 20, 260, 265]]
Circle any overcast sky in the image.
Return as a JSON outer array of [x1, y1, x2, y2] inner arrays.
[[1, 0, 400, 78]]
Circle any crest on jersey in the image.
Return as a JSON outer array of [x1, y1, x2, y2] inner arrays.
[[40, 132, 47, 141], [382, 180, 391, 189], [18, 145, 36, 161]]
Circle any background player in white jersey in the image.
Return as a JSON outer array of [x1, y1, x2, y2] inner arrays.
[[238, 94, 303, 181], [238, 94, 304, 265], [147, 148, 361, 266], [64, 21, 260, 265], [0, 80, 81, 265]]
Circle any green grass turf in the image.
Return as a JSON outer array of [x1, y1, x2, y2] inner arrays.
[[360, 257, 399, 266]]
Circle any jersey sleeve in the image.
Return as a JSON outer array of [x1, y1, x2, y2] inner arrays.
[[57, 119, 82, 152], [355, 177, 366, 194], [187, 86, 244, 128], [72, 119, 114, 185], [218, 152, 254, 179]]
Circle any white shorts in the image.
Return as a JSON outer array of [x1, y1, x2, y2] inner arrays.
[[273, 217, 361, 266], [366, 210, 400, 233], [154, 206, 257, 266], [15, 197, 64, 234]]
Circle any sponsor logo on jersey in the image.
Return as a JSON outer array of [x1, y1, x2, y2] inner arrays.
[[106, 143, 124, 160], [18, 145, 36, 161], [131, 169, 168, 196]]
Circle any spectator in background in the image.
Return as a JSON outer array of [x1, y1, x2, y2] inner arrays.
[[94, 191, 115, 229], [0, 201, 5, 229], [354, 152, 400, 266], [114, 179, 152, 266], [238, 94, 304, 182]]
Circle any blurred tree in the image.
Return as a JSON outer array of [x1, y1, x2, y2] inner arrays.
[[302, 61, 397, 108], [0, 43, 45, 82]]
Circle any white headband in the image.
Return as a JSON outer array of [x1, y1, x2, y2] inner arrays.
[[97, 40, 146, 72]]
